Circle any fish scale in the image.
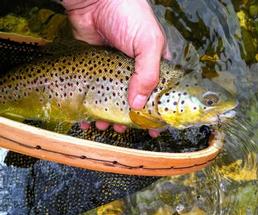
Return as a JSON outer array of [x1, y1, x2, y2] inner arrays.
[[0, 45, 237, 131]]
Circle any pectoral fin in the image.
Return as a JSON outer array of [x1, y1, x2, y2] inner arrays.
[[129, 111, 165, 129]]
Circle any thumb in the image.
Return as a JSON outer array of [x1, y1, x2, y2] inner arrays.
[[128, 48, 162, 110]]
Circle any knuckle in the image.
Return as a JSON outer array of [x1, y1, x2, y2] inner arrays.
[[141, 75, 159, 89], [149, 29, 165, 47]]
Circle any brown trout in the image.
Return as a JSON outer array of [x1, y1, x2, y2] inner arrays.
[[0, 46, 237, 131]]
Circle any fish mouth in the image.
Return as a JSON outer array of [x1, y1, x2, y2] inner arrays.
[[219, 110, 237, 119], [207, 109, 237, 126], [217, 100, 239, 122]]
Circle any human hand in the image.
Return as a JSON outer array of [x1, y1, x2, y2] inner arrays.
[[61, 0, 170, 137]]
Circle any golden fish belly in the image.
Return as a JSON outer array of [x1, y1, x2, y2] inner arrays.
[[0, 46, 179, 128]]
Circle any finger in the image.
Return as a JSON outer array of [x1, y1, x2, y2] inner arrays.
[[95, 120, 110, 130], [148, 129, 160, 138], [128, 33, 165, 110], [113, 124, 127, 133], [79, 120, 91, 130]]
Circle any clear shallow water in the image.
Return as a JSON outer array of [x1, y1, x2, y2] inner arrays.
[[0, 0, 258, 214]]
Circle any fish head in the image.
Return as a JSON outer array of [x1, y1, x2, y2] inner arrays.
[[157, 72, 238, 129]]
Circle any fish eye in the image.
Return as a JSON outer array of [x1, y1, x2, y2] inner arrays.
[[202, 92, 219, 106]]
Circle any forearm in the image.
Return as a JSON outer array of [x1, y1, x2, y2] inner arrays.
[[58, 0, 99, 11]]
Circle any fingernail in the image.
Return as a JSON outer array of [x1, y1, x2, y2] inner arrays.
[[132, 94, 148, 109], [149, 129, 160, 138], [79, 121, 90, 130]]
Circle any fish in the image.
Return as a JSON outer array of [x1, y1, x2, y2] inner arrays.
[[0, 45, 238, 132]]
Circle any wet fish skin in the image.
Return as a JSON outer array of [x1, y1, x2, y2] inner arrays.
[[0, 46, 237, 130]]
